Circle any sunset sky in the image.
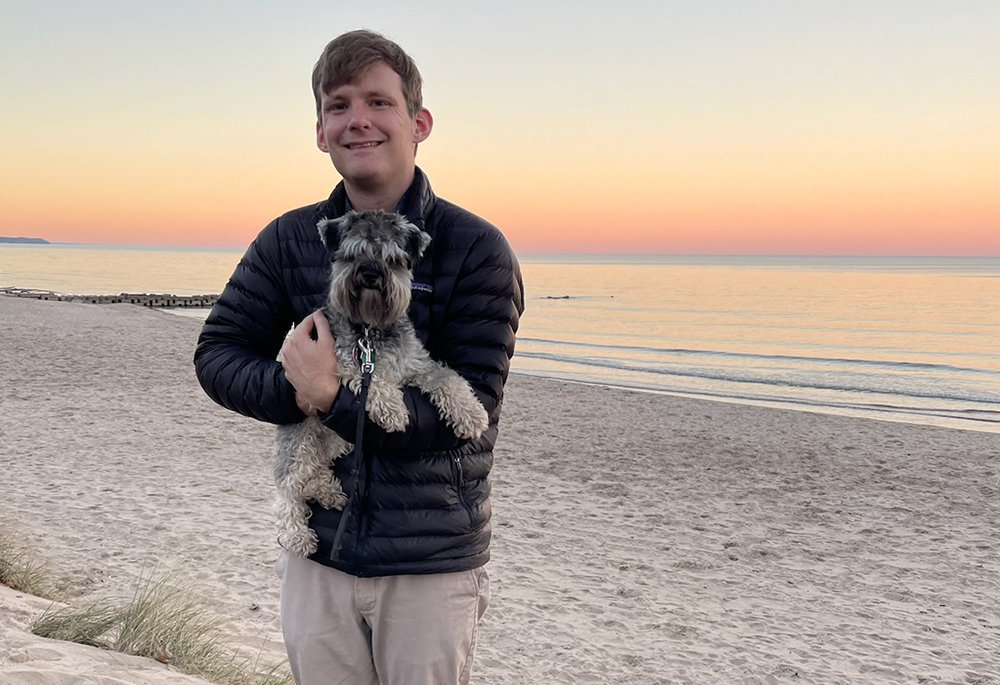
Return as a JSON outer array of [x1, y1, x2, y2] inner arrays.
[[1, 1, 997, 255]]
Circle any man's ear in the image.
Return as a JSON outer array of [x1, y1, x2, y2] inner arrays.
[[317, 119, 330, 153], [317, 215, 349, 254], [412, 108, 433, 145]]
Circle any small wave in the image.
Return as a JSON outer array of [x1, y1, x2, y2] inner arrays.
[[517, 338, 1000, 376], [515, 350, 1000, 405], [513, 371, 1000, 428]]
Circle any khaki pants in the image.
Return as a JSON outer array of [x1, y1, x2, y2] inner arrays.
[[276, 551, 490, 685]]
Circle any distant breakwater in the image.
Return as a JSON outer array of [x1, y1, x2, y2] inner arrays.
[[0, 287, 217, 308]]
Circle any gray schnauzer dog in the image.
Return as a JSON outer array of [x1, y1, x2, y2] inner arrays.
[[273, 210, 489, 558]]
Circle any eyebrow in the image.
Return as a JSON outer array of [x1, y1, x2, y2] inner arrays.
[[327, 88, 397, 101], [362, 89, 396, 101]]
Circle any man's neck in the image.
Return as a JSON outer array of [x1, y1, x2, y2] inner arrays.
[[344, 170, 415, 212]]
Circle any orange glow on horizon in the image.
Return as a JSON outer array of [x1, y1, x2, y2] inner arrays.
[[3, 128, 996, 254]]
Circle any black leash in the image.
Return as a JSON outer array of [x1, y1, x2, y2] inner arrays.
[[330, 329, 376, 562]]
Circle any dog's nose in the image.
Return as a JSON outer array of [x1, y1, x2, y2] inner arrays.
[[358, 262, 384, 289]]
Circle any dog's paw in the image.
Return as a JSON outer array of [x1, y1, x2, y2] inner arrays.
[[279, 528, 319, 558], [451, 404, 490, 440], [307, 473, 348, 510], [448, 392, 490, 440], [315, 487, 348, 511]]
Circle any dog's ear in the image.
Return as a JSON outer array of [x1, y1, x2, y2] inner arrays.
[[400, 220, 432, 264], [317, 215, 351, 255]]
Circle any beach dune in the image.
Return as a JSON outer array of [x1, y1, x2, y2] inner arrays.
[[0, 296, 997, 684]]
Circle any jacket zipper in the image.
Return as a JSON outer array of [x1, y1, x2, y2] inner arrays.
[[454, 456, 469, 510]]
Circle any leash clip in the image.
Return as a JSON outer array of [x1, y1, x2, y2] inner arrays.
[[355, 328, 376, 374]]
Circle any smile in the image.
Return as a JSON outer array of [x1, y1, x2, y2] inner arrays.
[[345, 141, 382, 149]]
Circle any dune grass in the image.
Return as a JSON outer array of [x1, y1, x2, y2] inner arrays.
[[2, 531, 289, 685], [0, 529, 59, 600], [31, 572, 292, 685]]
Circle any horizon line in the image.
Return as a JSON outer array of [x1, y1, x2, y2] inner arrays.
[[3, 242, 999, 259]]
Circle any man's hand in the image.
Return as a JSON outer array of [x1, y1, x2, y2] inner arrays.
[[281, 311, 340, 416]]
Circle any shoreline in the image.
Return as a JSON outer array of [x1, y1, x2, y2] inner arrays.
[[3, 290, 996, 434], [2, 296, 999, 684], [513, 370, 1000, 435]]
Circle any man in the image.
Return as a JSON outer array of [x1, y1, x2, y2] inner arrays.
[[194, 30, 523, 685]]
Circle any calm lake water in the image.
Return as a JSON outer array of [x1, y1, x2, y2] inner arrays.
[[2, 244, 998, 433]]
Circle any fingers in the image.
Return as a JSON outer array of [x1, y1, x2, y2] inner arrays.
[[281, 309, 340, 415], [312, 312, 338, 374], [312, 310, 333, 343], [288, 313, 315, 347]]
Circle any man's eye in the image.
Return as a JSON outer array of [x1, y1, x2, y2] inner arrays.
[[371, 100, 389, 107]]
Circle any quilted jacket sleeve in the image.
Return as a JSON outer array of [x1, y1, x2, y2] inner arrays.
[[320, 227, 524, 451], [193, 220, 303, 425]]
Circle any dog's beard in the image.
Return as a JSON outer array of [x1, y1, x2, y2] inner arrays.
[[329, 267, 411, 328], [352, 288, 409, 328]]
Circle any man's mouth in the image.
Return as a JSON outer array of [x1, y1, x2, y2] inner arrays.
[[345, 141, 382, 150]]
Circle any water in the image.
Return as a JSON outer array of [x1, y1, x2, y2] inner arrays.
[[3, 244, 999, 433], [0, 243, 245, 296], [518, 255, 1000, 433]]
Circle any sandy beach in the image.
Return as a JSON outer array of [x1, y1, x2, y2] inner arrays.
[[1, 295, 998, 684]]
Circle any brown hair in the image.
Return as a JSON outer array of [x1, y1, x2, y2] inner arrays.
[[312, 30, 423, 120]]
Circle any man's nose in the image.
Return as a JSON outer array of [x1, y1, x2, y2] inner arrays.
[[348, 105, 372, 129]]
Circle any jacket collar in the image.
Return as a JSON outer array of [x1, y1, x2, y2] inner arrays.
[[316, 167, 436, 236]]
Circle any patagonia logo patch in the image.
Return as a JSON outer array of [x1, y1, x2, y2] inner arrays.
[[411, 282, 433, 293]]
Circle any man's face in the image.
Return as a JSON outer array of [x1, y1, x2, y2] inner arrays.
[[316, 62, 432, 195]]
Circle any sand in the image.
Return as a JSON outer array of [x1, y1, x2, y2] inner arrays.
[[0, 295, 997, 684]]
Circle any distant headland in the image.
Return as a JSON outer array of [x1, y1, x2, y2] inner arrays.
[[0, 236, 50, 244]]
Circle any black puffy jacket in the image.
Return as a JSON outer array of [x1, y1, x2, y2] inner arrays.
[[194, 168, 524, 576]]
